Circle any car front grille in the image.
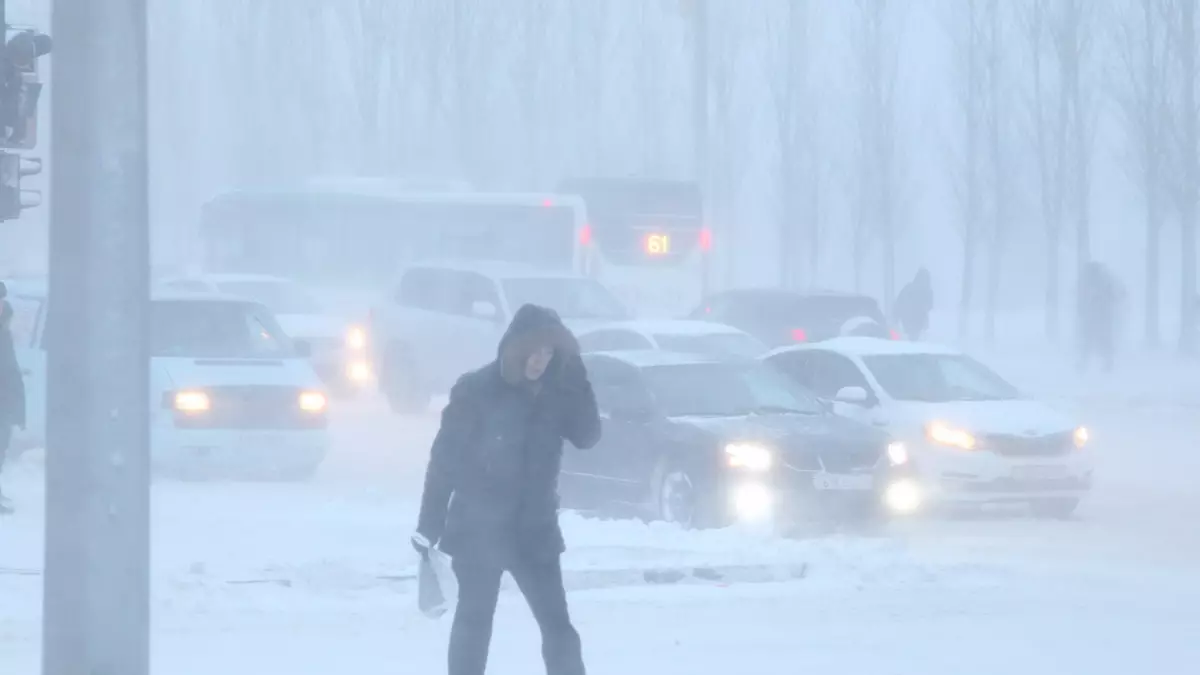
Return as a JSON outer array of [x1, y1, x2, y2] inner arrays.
[[818, 443, 883, 473], [172, 385, 326, 430], [983, 432, 1073, 458]]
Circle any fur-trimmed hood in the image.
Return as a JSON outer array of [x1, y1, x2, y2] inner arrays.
[[496, 304, 580, 385]]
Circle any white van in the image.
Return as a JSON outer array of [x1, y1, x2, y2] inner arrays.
[[5, 281, 330, 480]]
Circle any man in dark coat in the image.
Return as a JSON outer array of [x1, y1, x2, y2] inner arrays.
[[1076, 261, 1119, 373], [0, 288, 27, 513], [892, 268, 933, 340], [412, 303, 601, 675]]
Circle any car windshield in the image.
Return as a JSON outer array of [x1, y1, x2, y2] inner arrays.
[[653, 332, 767, 359], [151, 300, 293, 358], [501, 278, 630, 320], [862, 353, 1021, 402], [216, 280, 321, 315], [642, 362, 823, 417]]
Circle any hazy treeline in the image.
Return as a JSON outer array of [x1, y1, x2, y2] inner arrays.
[[6, 0, 1200, 351]]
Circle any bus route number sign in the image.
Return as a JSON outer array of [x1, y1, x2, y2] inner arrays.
[[644, 233, 670, 257]]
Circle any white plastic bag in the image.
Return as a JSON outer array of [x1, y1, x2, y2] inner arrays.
[[418, 548, 457, 619]]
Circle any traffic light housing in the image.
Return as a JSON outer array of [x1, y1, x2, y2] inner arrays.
[[2, 27, 51, 150], [0, 151, 41, 221]]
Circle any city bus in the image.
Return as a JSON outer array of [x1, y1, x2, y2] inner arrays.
[[198, 182, 588, 297], [558, 177, 709, 317]]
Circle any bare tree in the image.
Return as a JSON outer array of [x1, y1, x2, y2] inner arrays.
[[333, 1, 399, 173], [1111, 0, 1172, 346], [1050, 0, 1099, 277], [848, 0, 907, 307], [1165, 0, 1200, 354], [1018, 0, 1068, 339], [983, 0, 1018, 341], [508, 0, 553, 185], [565, 1, 609, 172], [942, 0, 988, 339], [708, 1, 752, 281], [766, 0, 824, 288]]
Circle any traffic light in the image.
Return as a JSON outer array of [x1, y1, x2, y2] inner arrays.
[[0, 151, 41, 221], [2, 27, 51, 149]]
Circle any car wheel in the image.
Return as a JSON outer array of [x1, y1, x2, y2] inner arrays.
[[657, 469, 699, 527], [1029, 498, 1080, 520], [381, 345, 430, 414]]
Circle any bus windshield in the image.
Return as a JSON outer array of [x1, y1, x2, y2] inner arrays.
[[200, 191, 580, 288]]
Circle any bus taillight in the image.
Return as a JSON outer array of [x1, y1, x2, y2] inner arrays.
[[699, 227, 712, 251]]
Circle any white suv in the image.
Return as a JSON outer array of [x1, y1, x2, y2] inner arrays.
[[368, 261, 630, 413]]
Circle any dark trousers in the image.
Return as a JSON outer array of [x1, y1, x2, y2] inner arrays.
[[1077, 335, 1114, 373], [0, 423, 9, 474], [449, 554, 584, 675]]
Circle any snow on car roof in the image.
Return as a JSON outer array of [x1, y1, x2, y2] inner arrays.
[[586, 349, 732, 369], [581, 320, 746, 337], [406, 259, 589, 281], [765, 336, 961, 359], [167, 273, 292, 285], [2, 278, 265, 306]]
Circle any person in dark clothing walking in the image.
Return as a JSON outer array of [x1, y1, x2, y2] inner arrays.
[[412, 304, 601, 675], [0, 284, 27, 513], [892, 268, 933, 340], [1076, 261, 1119, 373]]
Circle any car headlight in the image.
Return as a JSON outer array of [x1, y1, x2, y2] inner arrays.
[[346, 360, 372, 382], [173, 390, 210, 413], [886, 441, 909, 466], [724, 442, 773, 471], [1073, 426, 1089, 448], [884, 479, 922, 514], [299, 390, 327, 413], [926, 421, 977, 450], [346, 326, 367, 351]]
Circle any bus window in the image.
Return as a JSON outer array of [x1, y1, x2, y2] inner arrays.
[[199, 190, 583, 289]]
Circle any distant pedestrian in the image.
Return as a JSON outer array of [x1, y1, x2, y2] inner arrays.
[[893, 268, 933, 340], [412, 304, 601, 675], [0, 283, 26, 513], [1076, 261, 1119, 373]]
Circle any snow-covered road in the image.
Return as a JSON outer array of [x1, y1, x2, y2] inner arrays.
[[3, 354, 1200, 674]]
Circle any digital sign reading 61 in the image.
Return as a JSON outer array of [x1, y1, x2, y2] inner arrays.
[[644, 232, 671, 257]]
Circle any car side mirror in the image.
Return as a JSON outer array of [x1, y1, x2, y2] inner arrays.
[[834, 385, 876, 407], [471, 300, 499, 321], [293, 339, 312, 359]]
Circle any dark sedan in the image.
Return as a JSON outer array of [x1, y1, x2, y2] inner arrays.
[[560, 351, 918, 529]]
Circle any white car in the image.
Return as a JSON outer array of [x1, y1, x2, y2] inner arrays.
[[368, 260, 630, 413], [6, 281, 330, 480], [577, 320, 767, 359], [158, 273, 372, 394], [762, 337, 1092, 517]]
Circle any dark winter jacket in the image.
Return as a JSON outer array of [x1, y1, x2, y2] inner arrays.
[[893, 269, 933, 338], [0, 305, 26, 428], [1077, 262, 1118, 345], [415, 304, 601, 564]]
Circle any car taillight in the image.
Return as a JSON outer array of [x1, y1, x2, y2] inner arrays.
[[889, 328, 901, 340], [580, 223, 592, 246], [791, 328, 808, 342], [699, 228, 712, 251]]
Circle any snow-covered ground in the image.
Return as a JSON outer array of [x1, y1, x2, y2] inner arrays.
[[3, 347, 1200, 673]]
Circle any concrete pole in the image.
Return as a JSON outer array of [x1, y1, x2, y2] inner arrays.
[[43, 0, 150, 674]]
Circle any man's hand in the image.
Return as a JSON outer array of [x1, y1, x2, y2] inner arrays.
[[412, 532, 433, 556]]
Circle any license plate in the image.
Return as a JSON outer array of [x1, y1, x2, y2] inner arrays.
[[1012, 465, 1068, 481], [812, 472, 874, 491]]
